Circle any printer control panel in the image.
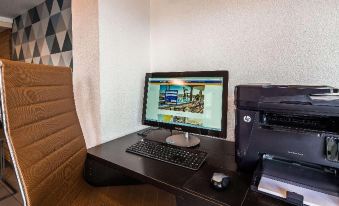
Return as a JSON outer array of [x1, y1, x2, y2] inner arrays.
[[326, 136, 339, 162]]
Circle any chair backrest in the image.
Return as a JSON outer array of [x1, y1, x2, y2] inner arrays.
[[0, 60, 87, 206]]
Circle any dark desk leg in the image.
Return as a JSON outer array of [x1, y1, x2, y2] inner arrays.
[[176, 194, 218, 206], [84, 155, 142, 186], [86, 155, 218, 206]]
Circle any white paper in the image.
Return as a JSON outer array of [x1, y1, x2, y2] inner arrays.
[[310, 94, 339, 101], [258, 176, 339, 206]]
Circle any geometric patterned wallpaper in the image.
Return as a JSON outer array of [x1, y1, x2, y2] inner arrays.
[[12, 0, 72, 68]]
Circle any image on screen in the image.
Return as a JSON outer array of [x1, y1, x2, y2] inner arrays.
[[145, 77, 223, 131]]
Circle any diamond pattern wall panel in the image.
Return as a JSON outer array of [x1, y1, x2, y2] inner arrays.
[[12, 0, 72, 68]]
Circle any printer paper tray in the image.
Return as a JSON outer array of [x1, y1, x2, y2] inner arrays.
[[251, 157, 339, 206]]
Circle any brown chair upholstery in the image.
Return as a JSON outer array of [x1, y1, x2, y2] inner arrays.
[[0, 60, 176, 206]]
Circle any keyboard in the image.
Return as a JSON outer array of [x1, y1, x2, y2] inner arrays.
[[126, 139, 208, 170]]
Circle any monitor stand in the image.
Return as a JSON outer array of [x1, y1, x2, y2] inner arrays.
[[166, 132, 200, 147]]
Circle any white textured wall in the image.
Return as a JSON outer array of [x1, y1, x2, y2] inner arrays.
[[0, 16, 13, 29], [72, 0, 101, 148], [99, 0, 150, 142], [150, 0, 339, 141], [73, 0, 339, 146]]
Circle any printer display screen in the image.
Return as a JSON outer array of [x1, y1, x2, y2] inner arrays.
[[261, 112, 339, 134]]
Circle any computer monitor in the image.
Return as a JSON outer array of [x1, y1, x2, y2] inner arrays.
[[142, 71, 228, 147]]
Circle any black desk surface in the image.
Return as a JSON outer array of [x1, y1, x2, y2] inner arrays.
[[87, 129, 290, 206]]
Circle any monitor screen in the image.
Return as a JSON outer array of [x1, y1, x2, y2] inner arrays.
[[142, 71, 228, 138]]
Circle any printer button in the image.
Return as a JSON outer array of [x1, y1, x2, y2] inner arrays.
[[326, 137, 338, 162]]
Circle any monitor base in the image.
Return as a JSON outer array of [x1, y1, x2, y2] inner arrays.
[[166, 132, 200, 147]]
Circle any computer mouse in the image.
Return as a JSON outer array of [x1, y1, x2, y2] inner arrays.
[[210, 173, 230, 190]]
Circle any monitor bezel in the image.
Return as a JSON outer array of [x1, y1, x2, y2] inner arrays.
[[142, 71, 228, 139]]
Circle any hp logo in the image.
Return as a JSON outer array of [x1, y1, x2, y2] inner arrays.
[[243, 115, 252, 123]]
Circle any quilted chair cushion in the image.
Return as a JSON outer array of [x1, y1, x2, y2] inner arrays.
[[0, 60, 175, 206]]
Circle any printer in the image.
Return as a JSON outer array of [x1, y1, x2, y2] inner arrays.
[[235, 85, 339, 206]]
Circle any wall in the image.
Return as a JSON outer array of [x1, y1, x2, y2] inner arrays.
[[150, 0, 339, 141], [72, 0, 101, 148], [0, 16, 13, 29], [12, 0, 72, 67], [0, 29, 12, 59], [99, 0, 151, 142], [70, 0, 339, 146], [6, 0, 99, 148]]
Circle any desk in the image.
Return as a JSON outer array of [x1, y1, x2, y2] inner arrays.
[[86, 129, 290, 206]]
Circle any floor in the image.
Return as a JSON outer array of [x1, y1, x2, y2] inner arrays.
[[0, 166, 23, 206]]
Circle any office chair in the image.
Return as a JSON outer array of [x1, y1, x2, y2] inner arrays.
[[0, 60, 175, 206]]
